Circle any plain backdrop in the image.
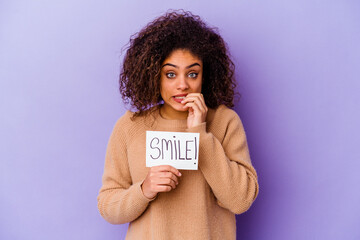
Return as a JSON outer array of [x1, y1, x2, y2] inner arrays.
[[1, 0, 359, 239]]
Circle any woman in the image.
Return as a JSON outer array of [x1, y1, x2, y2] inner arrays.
[[97, 10, 259, 239]]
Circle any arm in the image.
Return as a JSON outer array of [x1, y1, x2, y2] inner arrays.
[[97, 118, 153, 224], [186, 113, 259, 214]]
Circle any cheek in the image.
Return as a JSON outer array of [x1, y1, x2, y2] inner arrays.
[[160, 80, 170, 97], [195, 77, 203, 92]]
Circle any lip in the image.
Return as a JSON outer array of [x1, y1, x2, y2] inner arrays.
[[173, 94, 188, 97], [172, 94, 188, 103]]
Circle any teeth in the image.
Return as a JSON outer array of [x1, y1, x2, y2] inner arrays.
[[174, 96, 185, 99]]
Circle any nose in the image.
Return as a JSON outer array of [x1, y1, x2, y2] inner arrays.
[[176, 75, 189, 90]]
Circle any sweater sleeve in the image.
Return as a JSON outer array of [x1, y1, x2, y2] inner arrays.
[[186, 112, 259, 214], [97, 116, 154, 224]]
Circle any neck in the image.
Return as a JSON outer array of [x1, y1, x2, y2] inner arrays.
[[160, 104, 188, 120]]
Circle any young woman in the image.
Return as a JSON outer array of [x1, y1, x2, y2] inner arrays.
[[97, 10, 259, 239]]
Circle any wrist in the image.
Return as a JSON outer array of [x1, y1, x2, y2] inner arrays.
[[141, 182, 157, 200]]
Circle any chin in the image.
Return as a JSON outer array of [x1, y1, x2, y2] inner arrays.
[[172, 105, 187, 112]]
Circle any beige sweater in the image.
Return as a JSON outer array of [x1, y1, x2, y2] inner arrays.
[[97, 105, 259, 239]]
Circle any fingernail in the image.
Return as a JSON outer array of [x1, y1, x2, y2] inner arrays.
[[178, 172, 182, 176]]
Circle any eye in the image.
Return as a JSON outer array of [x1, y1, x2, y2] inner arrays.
[[188, 72, 198, 78], [166, 72, 176, 78]]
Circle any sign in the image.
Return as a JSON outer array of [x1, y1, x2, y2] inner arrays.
[[146, 131, 200, 170]]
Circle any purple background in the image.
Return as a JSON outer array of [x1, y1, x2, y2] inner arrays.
[[1, 1, 359, 239]]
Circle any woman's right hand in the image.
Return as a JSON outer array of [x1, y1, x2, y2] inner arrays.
[[141, 165, 182, 199]]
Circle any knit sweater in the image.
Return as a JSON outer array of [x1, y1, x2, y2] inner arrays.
[[97, 105, 259, 240]]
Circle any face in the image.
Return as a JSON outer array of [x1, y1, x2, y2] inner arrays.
[[160, 49, 203, 119]]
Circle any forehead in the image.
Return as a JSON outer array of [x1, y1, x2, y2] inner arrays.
[[162, 49, 202, 66]]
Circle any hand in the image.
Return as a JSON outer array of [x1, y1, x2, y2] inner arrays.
[[141, 165, 182, 199], [181, 93, 208, 129]]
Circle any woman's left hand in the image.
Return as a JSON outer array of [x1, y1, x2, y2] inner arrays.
[[181, 93, 208, 129]]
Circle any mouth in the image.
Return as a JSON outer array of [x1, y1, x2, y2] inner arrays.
[[172, 94, 187, 103]]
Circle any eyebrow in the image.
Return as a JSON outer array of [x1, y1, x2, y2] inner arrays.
[[161, 63, 201, 69]]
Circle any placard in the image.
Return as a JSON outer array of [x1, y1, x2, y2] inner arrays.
[[146, 131, 200, 170]]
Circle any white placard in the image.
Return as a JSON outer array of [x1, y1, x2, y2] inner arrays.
[[146, 131, 200, 170]]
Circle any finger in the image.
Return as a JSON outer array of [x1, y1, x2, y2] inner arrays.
[[181, 94, 202, 103], [184, 93, 205, 102], [182, 95, 207, 111], [184, 98, 205, 113], [160, 172, 179, 185], [182, 96, 203, 108], [198, 93, 207, 111], [184, 93, 202, 98], [157, 177, 177, 189], [152, 165, 182, 177], [187, 106, 194, 114], [155, 185, 173, 192], [184, 101, 203, 115]]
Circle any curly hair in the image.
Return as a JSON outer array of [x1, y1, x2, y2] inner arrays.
[[119, 9, 237, 117]]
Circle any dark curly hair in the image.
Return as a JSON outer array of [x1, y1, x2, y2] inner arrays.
[[119, 9, 237, 117]]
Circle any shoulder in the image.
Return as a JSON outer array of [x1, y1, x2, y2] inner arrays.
[[113, 110, 135, 129], [205, 105, 244, 142], [112, 109, 155, 137], [206, 105, 247, 142], [111, 110, 138, 136]]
